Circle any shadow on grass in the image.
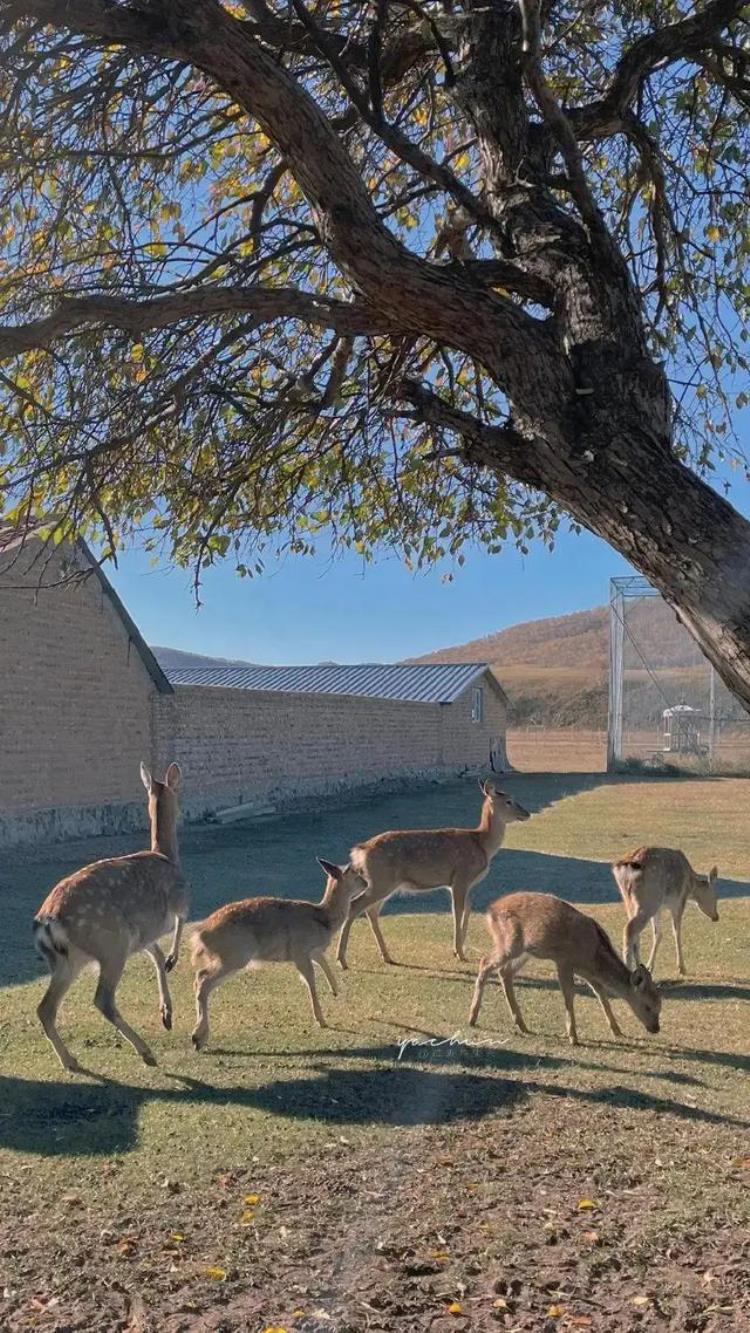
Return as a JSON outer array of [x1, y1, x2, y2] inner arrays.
[[1, 1041, 746, 1159]]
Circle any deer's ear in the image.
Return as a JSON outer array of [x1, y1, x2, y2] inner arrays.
[[709, 865, 718, 883], [317, 857, 341, 881], [140, 762, 153, 793], [165, 762, 182, 792], [631, 964, 652, 989]]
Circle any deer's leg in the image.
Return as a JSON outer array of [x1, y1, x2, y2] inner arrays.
[[37, 955, 84, 1074], [500, 964, 531, 1035], [191, 961, 235, 1051], [336, 883, 387, 970], [623, 911, 649, 970], [468, 954, 497, 1027], [315, 952, 338, 997], [671, 905, 687, 976], [647, 913, 662, 972], [365, 903, 395, 966], [145, 943, 173, 1030], [450, 879, 472, 962], [94, 955, 157, 1067], [165, 915, 185, 972], [295, 955, 326, 1027], [556, 962, 579, 1046], [587, 980, 623, 1038]]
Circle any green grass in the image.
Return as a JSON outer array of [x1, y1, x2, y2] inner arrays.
[[1, 774, 748, 1330]]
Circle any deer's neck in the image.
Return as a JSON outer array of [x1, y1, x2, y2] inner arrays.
[[151, 796, 179, 865], [320, 883, 351, 933], [477, 807, 507, 859], [591, 942, 632, 998]]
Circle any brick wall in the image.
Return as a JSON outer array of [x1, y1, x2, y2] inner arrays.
[[158, 676, 507, 817], [0, 540, 158, 841], [0, 536, 507, 843]]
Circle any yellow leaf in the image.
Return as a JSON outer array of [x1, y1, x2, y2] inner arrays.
[[493, 1298, 508, 1309], [447, 1302, 462, 1315], [261, 1327, 289, 1333], [706, 225, 721, 243], [577, 1198, 597, 1210], [632, 1295, 650, 1307], [169, 1232, 185, 1243], [430, 1250, 450, 1261], [244, 1193, 262, 1205], [131, 344, 145, 361], [548, 1306, 566, 1318], [240, 1210, 255, 1225], [205, 1266, 227, 1282]]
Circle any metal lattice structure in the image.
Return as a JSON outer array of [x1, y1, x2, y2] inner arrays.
[[607, 576, 750, 772]]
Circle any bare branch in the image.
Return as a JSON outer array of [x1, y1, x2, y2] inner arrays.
[[399, 378, 543, 486]]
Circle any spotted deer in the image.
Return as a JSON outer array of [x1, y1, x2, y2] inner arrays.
[[469, 891, 662, 1045], [336, 781, 530, 968], [33, 762, 189, 1072], [612, 846, 719, 975], [190, 858, 365, 1050]]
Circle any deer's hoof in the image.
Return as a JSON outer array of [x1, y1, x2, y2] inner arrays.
[[142, 1050, 158, 1067], [161, 1008, 173, 1031], [191, 1034, 205, 1051], [164, 954, 177, 973], [337, 958, 348, 971]]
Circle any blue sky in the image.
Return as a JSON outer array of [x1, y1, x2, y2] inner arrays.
[[106, 452, 750, 665]]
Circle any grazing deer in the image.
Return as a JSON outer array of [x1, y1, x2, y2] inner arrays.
[[33, 762, 189, 1073], [190, 858, 364, 1050], [336, 781, 530, 969], [612, 846, 719, 975], [468, 891, 662, 1045]]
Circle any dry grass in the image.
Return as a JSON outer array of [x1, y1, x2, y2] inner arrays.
[[507, 728, 607, 772]]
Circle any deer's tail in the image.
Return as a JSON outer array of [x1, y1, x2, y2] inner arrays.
[[33, 915, 69, 968]]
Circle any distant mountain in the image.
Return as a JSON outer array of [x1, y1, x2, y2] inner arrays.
[[152, 646, 260, 672]]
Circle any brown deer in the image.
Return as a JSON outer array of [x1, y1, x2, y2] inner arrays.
[[190, 858, 365, 1050], [33, 762, 189, 1072], [468, 891, 662, 1045], [612, 846, 719, 975], [336, 781, 530, 969]]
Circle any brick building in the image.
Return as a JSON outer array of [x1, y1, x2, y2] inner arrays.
[[0, 534, 508, 846]]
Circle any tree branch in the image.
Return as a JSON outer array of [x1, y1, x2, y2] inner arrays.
[[399, 378, 543, 487], [0, 287, 393, 361], [570, 0, 749, 137]]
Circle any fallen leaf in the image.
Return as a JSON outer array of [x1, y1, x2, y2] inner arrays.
[[583, 1230, 600, 1244], [240, 1210, 255, 1225], [569, 1318, 593, 1327], [631, 1295, 650, 1307], [117, 1237, 137, 1257], [577, 1199, 596, 1211], [261, 1327, 289, 1333], [447, 1302, 462, 1315], [244, 1193, 262, 1206], [292, 1314, 305, 1321], [430, 1250, 451, 1261], [548, 1306, 566, 1318], [205, 1266, 227, 1282], [169, 1233, 185, 1244], [493, 1298, 508, 1310]]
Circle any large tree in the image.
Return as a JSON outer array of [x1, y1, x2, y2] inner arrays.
[[0, 2, 749, 696]]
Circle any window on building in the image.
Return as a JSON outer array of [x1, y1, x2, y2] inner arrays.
[[471, 686, 484, 724]]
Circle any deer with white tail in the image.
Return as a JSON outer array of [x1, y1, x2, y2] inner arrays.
[[190, 858, 365, 1050], [469, 892, 662, 1045], [612, 846, 719, 976], [33, 762, 189, 1073], [336, 781, 530, 969]]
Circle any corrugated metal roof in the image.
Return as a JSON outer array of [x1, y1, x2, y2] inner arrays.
[[165, 661, 491, 704]]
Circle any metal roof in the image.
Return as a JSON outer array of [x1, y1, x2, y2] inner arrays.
[[166, 661, 493, 705]]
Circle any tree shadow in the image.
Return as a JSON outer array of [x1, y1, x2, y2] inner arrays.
[[1, 1049, 745, 1160]]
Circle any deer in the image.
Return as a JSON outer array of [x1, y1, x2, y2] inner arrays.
[[612, 846, 719, 976], [190, 858, 365, 1050], [33, 762, 189, 1073], [468, 891, 662, 1045], [336, 780, 531, 969]]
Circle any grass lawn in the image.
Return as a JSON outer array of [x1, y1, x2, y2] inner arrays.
[[1, 773, 748, 1331]]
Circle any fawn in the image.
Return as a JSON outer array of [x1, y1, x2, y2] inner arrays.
[[469, 891, 662, 1045], [190, 858, 364, 1050], [337, 780, 530, 968]]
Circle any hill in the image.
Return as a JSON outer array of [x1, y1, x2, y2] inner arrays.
[[410, 600, 733, 729]]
